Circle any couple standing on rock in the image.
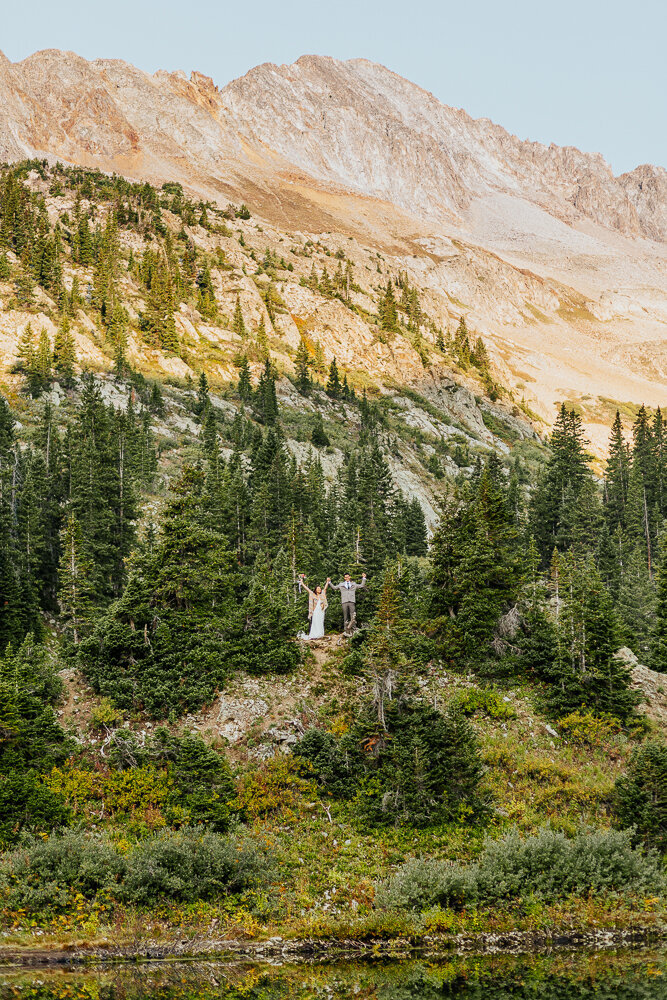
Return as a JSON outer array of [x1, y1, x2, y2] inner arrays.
[[297, 572, 367, 640]]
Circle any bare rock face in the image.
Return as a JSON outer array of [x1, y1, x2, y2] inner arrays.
[[0, 48, 665, 432], [223, 55, 665, 242]]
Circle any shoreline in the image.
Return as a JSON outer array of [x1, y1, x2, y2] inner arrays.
[[2, 924, 666, 969]]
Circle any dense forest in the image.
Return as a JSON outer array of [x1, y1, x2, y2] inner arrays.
[[0, 159, 666, 947]]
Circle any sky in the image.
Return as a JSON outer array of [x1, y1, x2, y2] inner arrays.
[[2, 0, 665, 174]]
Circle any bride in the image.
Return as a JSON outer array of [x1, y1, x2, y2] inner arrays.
[[297, 575, 329, 640]]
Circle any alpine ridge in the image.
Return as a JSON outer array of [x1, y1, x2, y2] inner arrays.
[[0, 48, 665, 437]]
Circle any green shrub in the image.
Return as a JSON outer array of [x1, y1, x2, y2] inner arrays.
[[376, 827, 663, 911], [453, 687, 516, 719], [0, 827, 271, 915], [121, 827, 270, 906], [0, 830, 125, 914], [614, 741, 667, 851]]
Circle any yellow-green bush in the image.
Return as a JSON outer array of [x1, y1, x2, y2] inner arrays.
[[557, 711, 620, 747]]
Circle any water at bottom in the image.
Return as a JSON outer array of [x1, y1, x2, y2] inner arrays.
[[0, 948, 666, 1000]]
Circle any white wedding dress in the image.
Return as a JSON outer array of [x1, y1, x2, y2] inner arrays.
[[298, 597, 326, 640]]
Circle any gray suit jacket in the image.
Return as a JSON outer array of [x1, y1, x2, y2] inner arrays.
[[332, 579, 366, 604]]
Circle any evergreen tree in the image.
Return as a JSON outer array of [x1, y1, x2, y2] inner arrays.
[[431, 467, 520, 660], [313, 340, 327, 378], [256, 314, 269, 361], [255, 360, 278, 425], [149, 381, 166, 417], [238, 357, 253, 403], [311, 412, 330, 448], [544, 551, 638, 722], [604, 410, 630, 531], [378, 281, 398, 333], [13, 323, 36, 379], [326, 357, 342, 399], [57, 512, 95, 645], [529, 405, 594, 563], [52, 315, 77, 388], [0, 636, 70, 845], [295, 338, 311, 395], [196, 371, 211, 419], [232, 296, 246, 340], [650, 567, 667, 672]]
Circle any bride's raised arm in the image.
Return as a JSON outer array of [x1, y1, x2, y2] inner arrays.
[[299, 574, 314, 596]]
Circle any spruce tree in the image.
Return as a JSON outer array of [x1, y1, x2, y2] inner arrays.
[[52, 316, 77, 388], [58, 512, 95, 645], [313, 340, 327, 378], [295, 338, 311, 395], [604, 411, 629, 531], [255, 360, 278, 425], [326, 357, 342, 399], [256, 314, 269, 361], [379, 281, 398, 333], [238, 357, 253, 403], [196, 371, 211, 419], [232, 296, 246, 340], [650, 567, 667, 672], [311, 412, 330, 448]]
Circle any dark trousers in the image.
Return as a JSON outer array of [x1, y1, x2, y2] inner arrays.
[[342, 603, 356, 630]]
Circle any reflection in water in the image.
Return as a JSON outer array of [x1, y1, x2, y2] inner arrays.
[[0, 950, 666, 1000]]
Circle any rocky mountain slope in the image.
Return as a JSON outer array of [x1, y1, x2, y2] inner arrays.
[[0, 49, 665, 446]]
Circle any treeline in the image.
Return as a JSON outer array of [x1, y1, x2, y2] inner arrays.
[[0, 160, 234, 366], [426, 403, 667, 722], [0, 378, 156, 651]]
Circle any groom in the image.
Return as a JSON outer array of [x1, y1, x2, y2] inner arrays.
[[329, 572, 367, 635]]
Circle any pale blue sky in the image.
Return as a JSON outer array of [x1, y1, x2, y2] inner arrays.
[[2, 0, 665, 174]]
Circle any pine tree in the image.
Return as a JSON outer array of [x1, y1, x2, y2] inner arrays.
[[545, 551, 638, 722], [255, 360, 278, 425], [232, 296, 246, 340], [295, 338, 311, 395], [202, 406, 218, 458], [196, 371, 211, 419], [149, 381, 166, 417], [14, 268, 35, 309], [256, 314, 269, 361], [431, 467, 520, 660], [366, 564, 409, 728], [311, 412, 330, 448], [650, 567, 667, 672], [52, 315, 77, 388], [378, 281, 398, 333], [326, 357, 342, 399], [0, 251, 10, 280], [313, 340, 327, 378], [453, 316, 471, 368], [58, 512, 95, 645], [604, 410, 630, 531], [13, 323, 35, 376], [238, 357, 253, 403], [529, 404, 594, 563], [30, 328, 52, 396]]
